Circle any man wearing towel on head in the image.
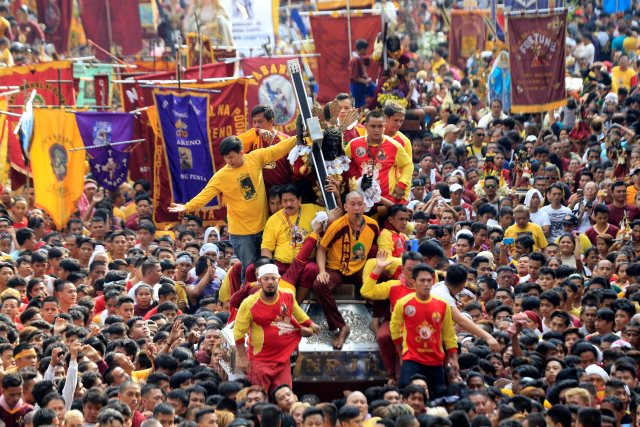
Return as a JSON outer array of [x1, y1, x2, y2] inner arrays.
[[233, 263, 321, 393]]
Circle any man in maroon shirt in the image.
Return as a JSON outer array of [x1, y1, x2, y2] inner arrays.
[[118, 381, 146, 427], [349, 39, 376, 109], [607, 180, 640, 227], [0, 374, 32, 427]]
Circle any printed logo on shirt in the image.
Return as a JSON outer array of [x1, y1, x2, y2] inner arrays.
[[377, 148, 387, 161], [432, 311, 442, 324], [351, 242, 366, 261], [355, 147, 366, 157], [405, 305, 416, 317], [416, 320, 435, 342], [238, 174, 257, 201]]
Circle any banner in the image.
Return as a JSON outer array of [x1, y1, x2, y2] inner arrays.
[[242, 57, 298, 135], [603, 0, 631, 13], [74, 63, 113, 107], [0, 61, 75, 106], [310, 14, 381, 102], [94, 75, 110, 109], [186, 33, 214, 68], [508, 11, 567, 113], [152, 79, 248, 226], [449, 10, 488, 72], [132, 62, 235, 107], [30, 110, 84, 228], [505, 0, 564, 9], [316, 0, 374, 9], [0, 99, 8, 185], [154, 92, 215, 205], [75, 112, 132, 191], [80, 0, 143, 60], [36, 0, 73, 54], [221, 0, 276, 51]]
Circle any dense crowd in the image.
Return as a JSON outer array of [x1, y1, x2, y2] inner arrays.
[[0, 2, 639, 427]]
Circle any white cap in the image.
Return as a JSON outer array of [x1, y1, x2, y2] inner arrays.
[[525, 135, 537, 143], [257, 264, 280, 279], [456, 230, 473, 240], [450, 183, 463, 193], [200, 243, 219, 256]]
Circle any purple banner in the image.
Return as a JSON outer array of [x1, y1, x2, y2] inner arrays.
[[75, 112, 133, 191], [154, 92, 215, 205]]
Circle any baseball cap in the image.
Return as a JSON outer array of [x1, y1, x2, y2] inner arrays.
[[444, 124, 460, 135], [561, 214, 579, 226], [525, 135, 538, 143], [450, 183, 463, 193]]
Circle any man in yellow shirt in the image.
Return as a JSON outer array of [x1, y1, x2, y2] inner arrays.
[[504, 206, 548, 254], [169, 133, 297, 282], [612, 54, 637, 93], [261, 183, 324, 301]]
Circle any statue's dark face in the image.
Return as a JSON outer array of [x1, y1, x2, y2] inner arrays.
[[322, 131, 343, 160]]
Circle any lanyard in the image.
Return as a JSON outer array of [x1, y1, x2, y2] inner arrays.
[[284, 210, 303, 247]]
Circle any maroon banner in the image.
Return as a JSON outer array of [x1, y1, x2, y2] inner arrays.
[[133, 62, 235, 107], [0, 61, 75, 106], [94, 75, 109, 108], [449, 10, 488, 72], [36, 0, 72, 54], [242, 57, 299, 136], [310, 14, 381, 103], [152, 79, 248, 226], [508, 11, 568, 113], [81, 0, 143, 60]]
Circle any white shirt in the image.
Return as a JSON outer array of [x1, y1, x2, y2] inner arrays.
[[431, 282, 456, 308], [477, 111, 508, 128], [540, 205, 572, 242]]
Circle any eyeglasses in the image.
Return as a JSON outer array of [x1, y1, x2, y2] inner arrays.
[[485, 185, 497, 189], [475, 133, 485, 137]]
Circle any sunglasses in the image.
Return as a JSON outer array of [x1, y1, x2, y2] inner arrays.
[[485, 185, 497, 189]]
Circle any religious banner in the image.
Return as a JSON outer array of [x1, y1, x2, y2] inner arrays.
[[154, 92, 215, 205], [241, 57, 298, 135], [221, 0, 277, 52], [310, 14, 381, 102], [449, 10, 488, 72], [36, 0, 73, 54], [316, 0, 374, 9], [74, 63, 113, 107], [94, 75, 110, 109], [29, 110, 85, 228], [508, 11, 567, 113], [0, 61, 75, 106], [186, 33, 214, 68], [80, 0, 143, 60], [152, 79, 248, 226], [75, 112, 133, 191]]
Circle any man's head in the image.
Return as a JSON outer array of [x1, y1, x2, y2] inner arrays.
[[383, 103, 406, 135], [118, 381, 141, 412], [364, 110, 386, 144], [256, 264, 280, 298], [251, 105, 275, 131], [219, 136, 244, 168], [280, 184, 302, 217], [272, 385, 298, 412], [337, 405, 363, 427]]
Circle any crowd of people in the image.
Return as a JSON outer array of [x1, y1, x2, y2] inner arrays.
[[0, 2, 640, 427]]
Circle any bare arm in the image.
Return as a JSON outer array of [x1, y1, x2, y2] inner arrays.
[[451, 305, 501, 352]]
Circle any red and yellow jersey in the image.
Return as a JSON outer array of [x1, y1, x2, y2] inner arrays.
[[390, 293, 457, 367], [237, 128, 293, 190], [233, 289, 311, 362], [320, 214, 379, 275], [378, 228, 407, 258], [343, 124, 367, 146], [345, 136, 413, 203], [361, 273, 415, 313], [388, 131, 412, 159]]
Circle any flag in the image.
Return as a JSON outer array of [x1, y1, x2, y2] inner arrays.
[[17, 90, 35, 163], [80, 0, 143, 60], [290, 9, 308, 38], [310, 14, 381, 102], [74, 63, 113, 108], [30, 110, 85, 228], [186, 33, 214, 68], [508, 11, 567, 113], [75, 112, 133, 191], [152, 79, 248, 226], [0, 61, 75, 106], [242, 57, 299, 135], [36, 0, 73, 54], [603, 0, 631, 13], [449, 10, 488, 72], [94, 75, 110, 109], [154, 91, 216, 205]]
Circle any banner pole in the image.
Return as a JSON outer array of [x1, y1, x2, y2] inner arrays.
[[105, 0, 114, 55], [68, 139, 145, 152], [346, 0, 353, 58]]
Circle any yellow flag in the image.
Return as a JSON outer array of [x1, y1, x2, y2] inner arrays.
[[30, 110, 85, 229], [0, 99, 8, 185]]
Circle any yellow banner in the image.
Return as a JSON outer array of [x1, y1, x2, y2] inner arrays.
[[30, 110, 85, 228], [0, 99, 8, 186], [316, 0, 374, 10]]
